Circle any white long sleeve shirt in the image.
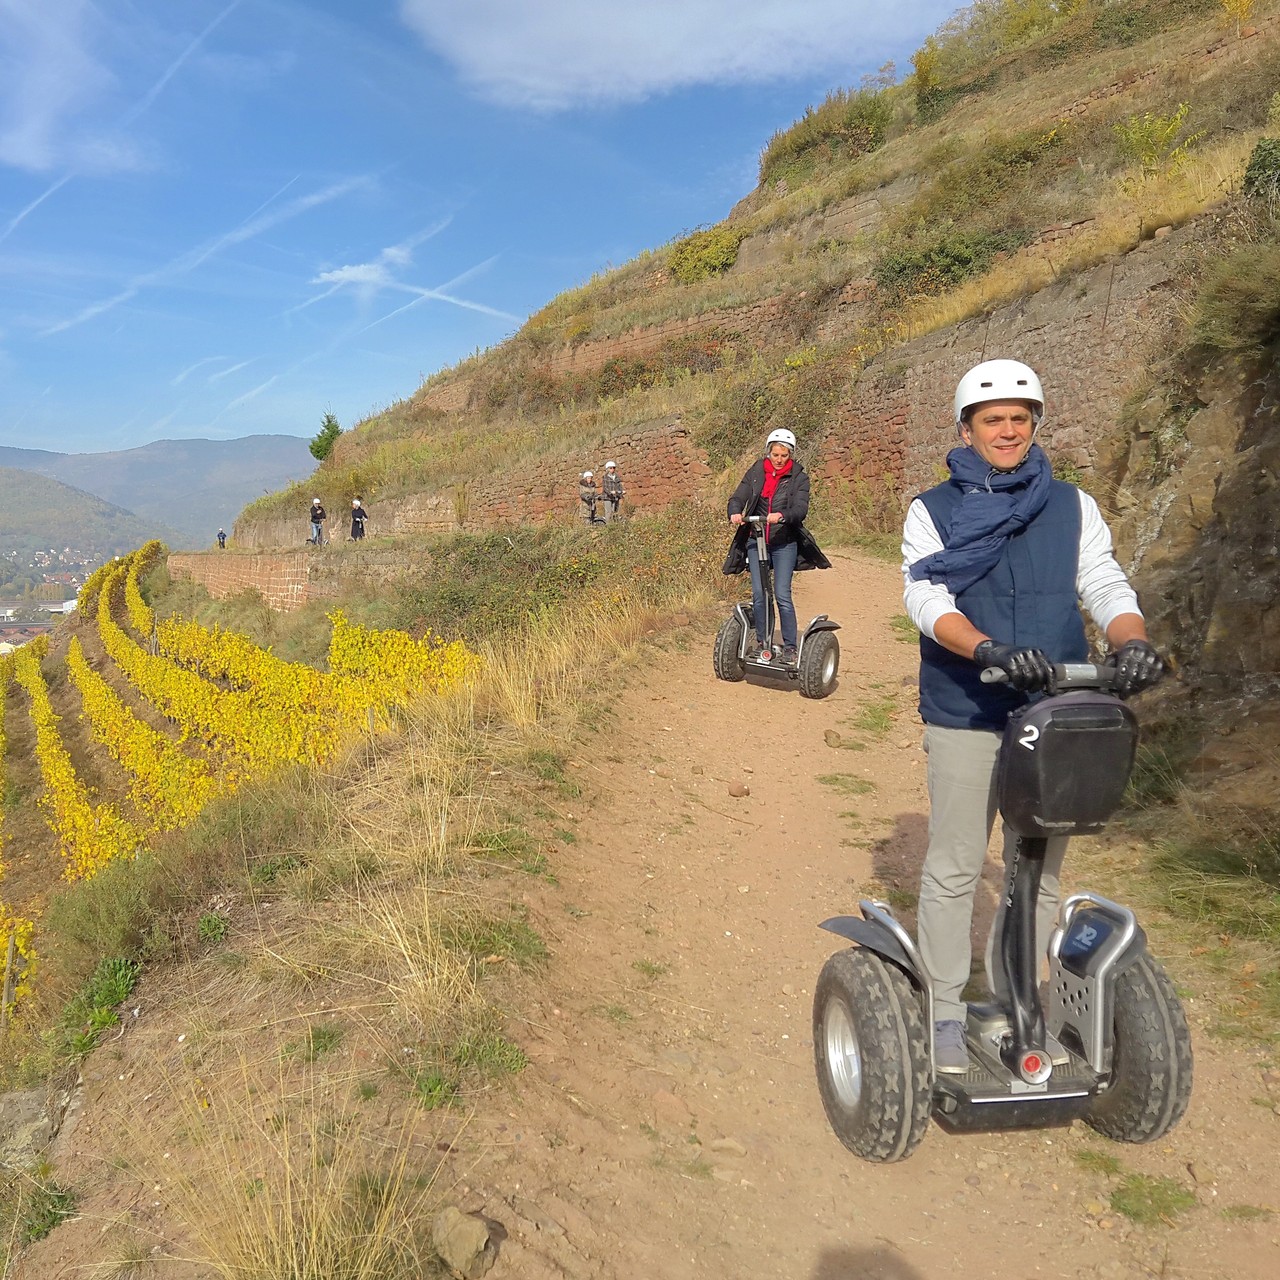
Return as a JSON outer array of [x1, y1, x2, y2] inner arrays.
[[901, 489, 1141, 643]]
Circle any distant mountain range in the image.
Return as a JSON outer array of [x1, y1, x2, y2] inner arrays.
[[0, 435, 315, 550], [0, 466, 185, 564]]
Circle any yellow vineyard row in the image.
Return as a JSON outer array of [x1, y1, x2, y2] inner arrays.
[[0, 655, 35, 1013], [12, 639, 145, 882], [2, 543, 483, 1013], [66, 635, 218, 830]]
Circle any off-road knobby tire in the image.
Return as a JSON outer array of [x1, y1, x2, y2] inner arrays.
[[1085, 952, 1193, 1144], [713, 614, 746, 682], [797, 631, 839, 699], [813, 948, 931, 1162]]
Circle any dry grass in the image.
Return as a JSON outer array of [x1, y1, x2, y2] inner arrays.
[[891, 131, 1257, 344], [39, 584, 712, 1270], [151, 1059, 448, 1280]]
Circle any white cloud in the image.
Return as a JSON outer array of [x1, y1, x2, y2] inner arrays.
[[0, 0, 112, 170], [397, 0, 948, 109], [315, 262, 392, 289], [0, 0, 240, 175], [305, 219, 453, 306]]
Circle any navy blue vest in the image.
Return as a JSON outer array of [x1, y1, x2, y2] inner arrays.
[[917, 479, 1087, 729]]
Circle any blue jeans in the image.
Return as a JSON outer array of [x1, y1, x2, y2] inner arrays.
[[310, 521, 324, 544], [747, 537, 798, 648]]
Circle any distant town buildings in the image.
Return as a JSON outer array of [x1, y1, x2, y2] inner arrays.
[[0, 544, 104, 645]]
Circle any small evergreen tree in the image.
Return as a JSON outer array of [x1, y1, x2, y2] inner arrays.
[[309, 412, 342, 461]]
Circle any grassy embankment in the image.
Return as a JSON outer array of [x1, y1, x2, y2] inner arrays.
[[0, 503, 759, 1273]]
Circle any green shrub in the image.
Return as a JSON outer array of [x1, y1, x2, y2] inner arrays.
[[873, 229, 1029, 305], [57, 957, 140, 1059], [759, 88, 891, 186], [1243, 137, 1280, 205], [0, 1167, 77, 1244], [668, 226, 745, 284], [197, 912, 228, 944], [1190, 242, 1280, 350], [1114, 103, 1202, 178]]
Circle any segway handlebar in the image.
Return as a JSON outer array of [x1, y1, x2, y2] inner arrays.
[[981, 661, 1121, 691]]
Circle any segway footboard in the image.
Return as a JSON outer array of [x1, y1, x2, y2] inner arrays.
[[932, 1071, 1096, 1133]]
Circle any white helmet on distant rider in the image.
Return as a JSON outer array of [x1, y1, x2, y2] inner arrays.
[[765, 428, 797, 455], [582, 470, 593, 479], [605, 460, 616, 469], [954, 360, 1044, 434]]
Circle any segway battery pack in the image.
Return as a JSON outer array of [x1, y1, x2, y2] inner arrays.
[[997, 693, 1138, 837]]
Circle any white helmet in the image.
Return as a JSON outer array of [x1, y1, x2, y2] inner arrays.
[[605, 460, 616, 469], [954, 360, 1044, 431], [582, 470, 593, 479], [765, 428, 797, 453], [312, 497, 321, 505]]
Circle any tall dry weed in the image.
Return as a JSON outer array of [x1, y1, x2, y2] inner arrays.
[[156, 1060, 448, 1280]]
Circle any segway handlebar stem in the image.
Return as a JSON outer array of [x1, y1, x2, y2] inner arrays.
[[981, 661, 1118, 691]]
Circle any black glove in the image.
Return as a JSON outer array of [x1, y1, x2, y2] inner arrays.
[[1108, 639, 1165, 697], [973, 640, 1056, 694]]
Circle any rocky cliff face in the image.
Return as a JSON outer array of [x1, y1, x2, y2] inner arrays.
[[1110, 348, 1280, 785]]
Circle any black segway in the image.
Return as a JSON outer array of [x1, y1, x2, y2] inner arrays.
[[712, 515, 840, 699], [812, 662, 1193, 1161]]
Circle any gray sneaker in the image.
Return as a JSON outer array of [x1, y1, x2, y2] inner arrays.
[[934, 1020, 970, 1074]]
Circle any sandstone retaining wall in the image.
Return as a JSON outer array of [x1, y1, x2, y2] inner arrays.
[[815, 223, 1192, 498], [227, 416, 713, 557]]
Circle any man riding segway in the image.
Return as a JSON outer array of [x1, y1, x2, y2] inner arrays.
[[811, 359, 1189, 1162], [902, 358, 1164, 1073]]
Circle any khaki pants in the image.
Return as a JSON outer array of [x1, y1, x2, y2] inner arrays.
[[917, 724, 1067, 1023]]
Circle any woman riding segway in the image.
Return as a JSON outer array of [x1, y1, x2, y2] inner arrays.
[[723, 428, 830, 663]]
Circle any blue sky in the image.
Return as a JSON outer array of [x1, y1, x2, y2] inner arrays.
[[0, 0, 954, 455]]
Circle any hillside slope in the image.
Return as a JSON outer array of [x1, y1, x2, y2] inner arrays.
[[0, 467, 184, 563]]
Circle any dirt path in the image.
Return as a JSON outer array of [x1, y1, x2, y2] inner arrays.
[[445, 551, 1280, 1280]]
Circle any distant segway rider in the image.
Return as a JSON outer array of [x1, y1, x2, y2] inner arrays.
[[579, 471, 602, 525], [724, 428, 830, 662], [902, 358, 1165, 1074], [601, 460, 625, 522], [350, 497, 369, 540], [309, 498, 327, 546], [216, 528, 227, 549]]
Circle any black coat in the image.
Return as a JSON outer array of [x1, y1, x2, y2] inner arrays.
[[722, 458, 831, 575]]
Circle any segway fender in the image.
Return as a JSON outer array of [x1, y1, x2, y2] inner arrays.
[[802, 615, 841, 636], [820, 916, 919, 984]]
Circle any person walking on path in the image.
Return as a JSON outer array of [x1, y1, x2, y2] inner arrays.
[[601, 460, 625, 522], [216, 528, 227, 549], [350, 498, 369, 540], [579, 471, 603, 525], [309, 498, 327, 546], [723, 427, 829, 663], [901, 358, 1165, 1075]]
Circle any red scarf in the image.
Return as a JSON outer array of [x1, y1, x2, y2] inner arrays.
[[761, 456, 793, 503]]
